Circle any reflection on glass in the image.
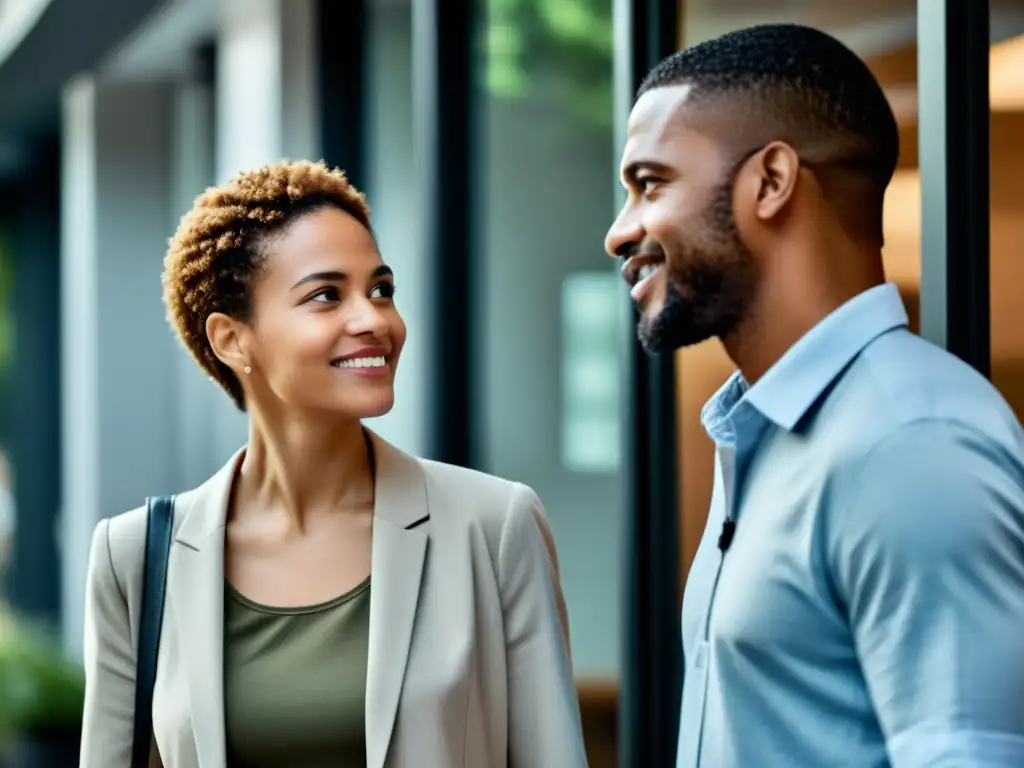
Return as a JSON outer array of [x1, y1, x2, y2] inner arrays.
[[561, 273, 621, 473], [485, 0, 613, 127]]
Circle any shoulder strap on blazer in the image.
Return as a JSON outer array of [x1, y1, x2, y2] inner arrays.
[[131, 495, 175, 768]]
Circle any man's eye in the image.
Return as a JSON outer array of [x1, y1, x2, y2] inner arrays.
[[637, 178, 658, 194]]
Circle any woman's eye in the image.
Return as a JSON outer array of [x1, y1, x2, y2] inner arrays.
[[370, 283, 396, 300], [310, 287, 340, 303], [637, 177, 658, 195]]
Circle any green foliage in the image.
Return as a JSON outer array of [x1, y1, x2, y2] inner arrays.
[[0, 615, 85, 740], [485, 0, 615, 129]]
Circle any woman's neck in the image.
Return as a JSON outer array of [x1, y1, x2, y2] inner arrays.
[[235, 410, 374, 530]]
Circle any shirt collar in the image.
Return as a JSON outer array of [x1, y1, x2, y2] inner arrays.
[[703, 282, 909, 436]]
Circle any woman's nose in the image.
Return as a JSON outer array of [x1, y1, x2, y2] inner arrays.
[[348, 299, 391, 338]]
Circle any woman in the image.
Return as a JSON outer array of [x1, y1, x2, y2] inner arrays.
[[80, 160, 588, 767]]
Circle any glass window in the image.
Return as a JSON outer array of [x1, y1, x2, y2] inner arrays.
[[476, 0, 622, 679]]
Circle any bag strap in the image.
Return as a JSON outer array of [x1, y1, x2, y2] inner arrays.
[[131, 495, 175, 768]]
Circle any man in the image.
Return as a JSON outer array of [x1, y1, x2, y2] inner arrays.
[[606, 23, 1024, 768]]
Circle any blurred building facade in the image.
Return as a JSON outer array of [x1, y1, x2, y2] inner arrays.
[[0, 0, 1019, 765]]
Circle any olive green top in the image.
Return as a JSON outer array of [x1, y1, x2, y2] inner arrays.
[[223, 577, 371, 768]]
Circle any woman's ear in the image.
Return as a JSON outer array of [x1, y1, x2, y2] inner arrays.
[[206, 312, 249, 375]]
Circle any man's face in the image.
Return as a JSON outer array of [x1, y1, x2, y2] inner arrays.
[[605, 84, 757, 353]]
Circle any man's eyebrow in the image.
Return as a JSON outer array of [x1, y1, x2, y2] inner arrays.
[[622, 159, 674, 181]]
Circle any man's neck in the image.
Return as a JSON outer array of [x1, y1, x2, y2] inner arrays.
[[724, 272, 884, 385]]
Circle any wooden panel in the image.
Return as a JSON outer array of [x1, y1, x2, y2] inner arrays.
[[578, 678, 618, 768], [989, 111, 1024, 420], [866, 42, 917, 87], [896, 118, 919, 170]]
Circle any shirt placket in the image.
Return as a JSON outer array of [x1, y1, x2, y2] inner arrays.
[[680, 442, 736, 768]]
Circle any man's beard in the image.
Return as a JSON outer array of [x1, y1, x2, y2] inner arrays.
[[638, 183, 756, 354]]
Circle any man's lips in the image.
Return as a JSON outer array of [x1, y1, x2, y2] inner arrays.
[[621, 253, 665, 286]]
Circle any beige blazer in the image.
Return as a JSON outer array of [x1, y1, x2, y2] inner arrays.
[[80, 430, 588, 768]]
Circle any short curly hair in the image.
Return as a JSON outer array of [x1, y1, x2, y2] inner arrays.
[[163, 159, 372, 410]]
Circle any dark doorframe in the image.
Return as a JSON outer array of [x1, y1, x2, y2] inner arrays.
[[917, 0, 990, 376], [614, 0, 682, 766], [413, 0, 478, 467], [317, 0, 367, 192]]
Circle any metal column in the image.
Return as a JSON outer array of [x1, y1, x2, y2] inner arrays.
[[413, 0, 478, 467], [917, 0, 990, 376], [614, 0, 682, 765], [318, 0, 367, 191]]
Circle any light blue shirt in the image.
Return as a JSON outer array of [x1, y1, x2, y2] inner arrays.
[[677, 283, 1024, 768]]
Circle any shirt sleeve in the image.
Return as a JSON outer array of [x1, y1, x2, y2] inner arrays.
[[498, 483, 588, 768], [831, 419, 1024, 768], [81, 518, 137, 767]]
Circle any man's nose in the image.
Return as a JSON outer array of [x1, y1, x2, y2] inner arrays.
[[605, 206, 644, 258]]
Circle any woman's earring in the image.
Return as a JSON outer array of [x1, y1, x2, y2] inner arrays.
[[243, 365, 252, 375]]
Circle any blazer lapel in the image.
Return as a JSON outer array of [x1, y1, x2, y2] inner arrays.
[[161, 435, 428, 768], [167, 451, 242, 768], [364, 431, 429, 768]]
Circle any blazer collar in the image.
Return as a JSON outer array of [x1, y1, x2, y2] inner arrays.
[[174, 428, 428, 548], [168, 428, 429, 768]]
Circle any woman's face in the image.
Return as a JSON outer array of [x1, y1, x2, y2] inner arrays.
[[240, 205, 406, 420]]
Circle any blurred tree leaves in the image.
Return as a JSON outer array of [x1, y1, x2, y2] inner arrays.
[[485, 0, 614, 129], [0, 617, 85, 740]]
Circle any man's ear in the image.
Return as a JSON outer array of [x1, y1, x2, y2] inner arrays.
[[751, 141, 800, 223], [206, 312, 249, 375]]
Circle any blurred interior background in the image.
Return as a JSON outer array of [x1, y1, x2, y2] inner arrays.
[[0, 0, 1017, 765]]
